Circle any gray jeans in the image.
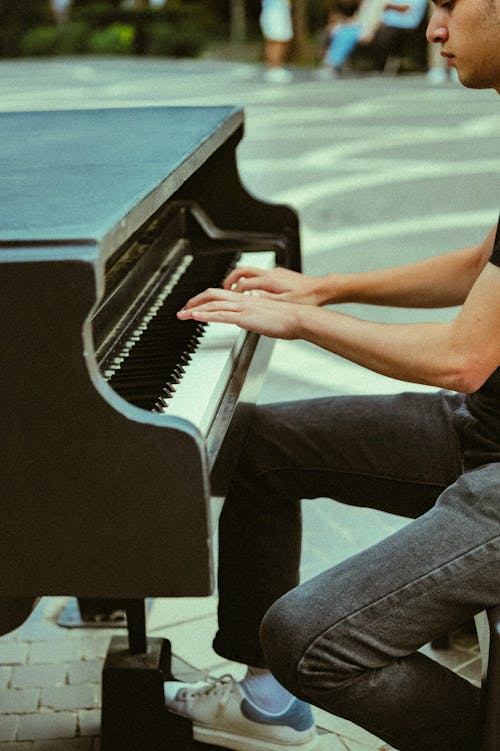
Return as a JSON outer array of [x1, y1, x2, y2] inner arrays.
[[213, 391, 500, 751]]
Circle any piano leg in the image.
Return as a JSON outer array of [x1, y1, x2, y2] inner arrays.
[[101, 599, 193, 751]]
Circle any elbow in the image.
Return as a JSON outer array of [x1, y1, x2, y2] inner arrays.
[[444, 358, 492, 394]]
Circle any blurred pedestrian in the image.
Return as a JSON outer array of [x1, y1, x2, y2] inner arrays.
[[363, 0, 428, 70], [321, 0, 428, 75], [319, 2, 364, 74], [260, 0, 294, 83]]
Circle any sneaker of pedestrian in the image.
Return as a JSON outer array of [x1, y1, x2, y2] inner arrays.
[[263, 67, 293, 84], [315, 65, 339, 81], [164, 674, 319, 751], [426, 66, 448, 85]]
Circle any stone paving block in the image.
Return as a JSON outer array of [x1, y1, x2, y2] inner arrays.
[[67, 662, 102, 686], [314, 708, 386, 748], [17, 712, 76, 741], [0, 715, 19, 742], [0, 689, 39, 714], [33, 738, 93, 750], [0, 669, 12, 690], [11, 665, 66, 690], [40, 685, 100, 712], [78, 639, 110, 662], [28, 642, 80, 666], [78, 709, 100, 737], [0, 644, 29, 667]]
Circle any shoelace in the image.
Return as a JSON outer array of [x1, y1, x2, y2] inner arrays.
[[181, 673, 235, 707]]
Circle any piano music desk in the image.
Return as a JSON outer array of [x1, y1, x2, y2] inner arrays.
[[0, 106, 301, 750]]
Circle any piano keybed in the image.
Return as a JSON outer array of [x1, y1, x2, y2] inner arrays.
[[100, 249, 275, 434]]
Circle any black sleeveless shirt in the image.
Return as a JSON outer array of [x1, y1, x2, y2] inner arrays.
[[455, 218, 500, 469]]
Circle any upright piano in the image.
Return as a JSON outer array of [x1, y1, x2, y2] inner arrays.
[[0, 106, 300, 749]]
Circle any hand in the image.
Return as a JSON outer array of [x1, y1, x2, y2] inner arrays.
[[223, 266, 322, 305], [177, 287, 303, 340]]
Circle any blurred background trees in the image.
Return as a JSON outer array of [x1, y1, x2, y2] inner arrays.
[[0, 0, 326, 62]]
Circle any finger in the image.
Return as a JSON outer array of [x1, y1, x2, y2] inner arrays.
[[233, 276, 272, 293], [223, 267, 263, 290], [178, 301, 246, 325], [180, 287, 239, 310], [177, 297, 244, 319]]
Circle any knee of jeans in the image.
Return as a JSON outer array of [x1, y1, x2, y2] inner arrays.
[[261, 588, 363, 700]]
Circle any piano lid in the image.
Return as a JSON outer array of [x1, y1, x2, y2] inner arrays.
[[0, 105, 243, 259]]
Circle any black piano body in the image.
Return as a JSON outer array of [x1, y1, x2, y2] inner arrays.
[[0, 106, 300, 749]]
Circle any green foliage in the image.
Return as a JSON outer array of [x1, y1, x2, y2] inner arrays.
[[88, 22, 135, 54], [20, 21, 91, 57], [70, 1, 212, 56], [20, 25, 59, 57]]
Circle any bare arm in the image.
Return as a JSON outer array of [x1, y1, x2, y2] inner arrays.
[[317, 232, 494, 308], [295, 261, 500, 392], [178, 226, 500, 393]]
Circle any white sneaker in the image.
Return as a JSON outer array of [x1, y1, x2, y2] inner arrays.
[[426, 66, 448, 85], [164, 674, 319, 751], [263, 67, 293, 84]]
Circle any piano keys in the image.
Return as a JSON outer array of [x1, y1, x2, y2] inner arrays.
[[101, 249, 275, 434]]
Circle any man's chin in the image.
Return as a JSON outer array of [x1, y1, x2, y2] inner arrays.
[[457, 67, 495, 90]]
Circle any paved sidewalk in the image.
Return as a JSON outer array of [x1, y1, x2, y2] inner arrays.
[[0, 589, 481, 750], [1, 55, 496, 749]]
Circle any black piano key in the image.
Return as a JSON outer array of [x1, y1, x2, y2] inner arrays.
[[103, 250, 239, 407]]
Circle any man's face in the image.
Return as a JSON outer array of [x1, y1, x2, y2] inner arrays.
[[427, 0, 500, 91]]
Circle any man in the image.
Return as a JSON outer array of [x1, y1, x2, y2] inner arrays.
[[164, 1, 500, 749]]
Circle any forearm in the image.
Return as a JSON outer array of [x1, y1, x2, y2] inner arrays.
[[296, 305, 472, 391], [314, 243, 489, 309]]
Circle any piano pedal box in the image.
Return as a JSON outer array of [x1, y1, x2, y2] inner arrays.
[[101, 635, 193, 751]]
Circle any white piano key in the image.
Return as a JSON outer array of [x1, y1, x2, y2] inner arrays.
[[158, 251, 275, 435]]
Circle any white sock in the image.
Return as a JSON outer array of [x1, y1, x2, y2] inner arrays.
[[240, 666, 295, 713]]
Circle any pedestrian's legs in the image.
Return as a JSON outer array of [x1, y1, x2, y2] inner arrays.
[[369, 25, 409, 69], [325, 23, 362, 68], [261, 463, 500, 751], [213, 390, 464, 667], [260, 0, 293, 71], [264, 39, 291, 68]]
